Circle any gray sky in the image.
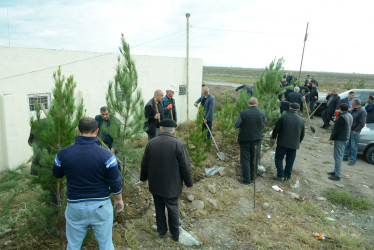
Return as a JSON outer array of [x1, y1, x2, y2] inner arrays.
[[0, 0, 373, 73]]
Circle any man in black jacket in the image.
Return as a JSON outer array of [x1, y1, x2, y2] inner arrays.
[[322, 88, 340, 129], [309, 82, 319, 119], [95, 106, 120, 154], [328, 104, 353, 181], [144, 89, 165, 140], [286, 87, 304, 112], [365, 95, 374, 123], [234, 97, 267, 185], [140, 119, 193, 241], [343, 98, 367, 165], [271, 103, 305, 181]]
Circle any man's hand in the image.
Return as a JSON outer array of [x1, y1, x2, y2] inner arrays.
[[194, 103, 198, 107], [110, 148, 115, 154], [204, 119, 207, 124], [353, 130, 357, 134], [348, 108, 352, 112], [330, 140, 334, 145], [167, 104, 173, 109], [113, 196, 124, 213], [154, 113, 160, 120]]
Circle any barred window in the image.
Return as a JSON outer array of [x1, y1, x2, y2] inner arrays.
[[179, 85, 186, 95], [28, 93, 51, 112]]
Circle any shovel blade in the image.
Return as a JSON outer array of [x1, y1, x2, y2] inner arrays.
[[310, 126, 316, 133], [217, 152, 226, 161]]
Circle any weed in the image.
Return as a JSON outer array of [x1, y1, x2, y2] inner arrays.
[[325, 189, 372, 210]]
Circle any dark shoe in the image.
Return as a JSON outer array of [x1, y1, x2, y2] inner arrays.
[[272, 175, 284, 181], [320, 125, 326, 129], [172, 234, 179, 242], [284, 176, 291, 181], [328, 175, 340, 181], [159, 232, 166, 238], [325, 124, 330, 128], [343, 158, 348, 161], [327, 171, 335, 176], [348, 161, 356, 166], [237, 178, 252, 186]]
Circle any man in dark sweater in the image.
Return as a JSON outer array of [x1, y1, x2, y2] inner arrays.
[[309, 82, 319, 119], [328, 104, 353, 181], [194, 87, 215, 140], [236, 84, 254, 95], [343, 98, 367, 165], [322, 88, 340, 129], [286, 86, 304, 112], [95, 106, 120, 154], [144, 89, 165, 140], [53, 118, 123, 249], [271, 103, 305, 181], [234, 97, 267, 185], [365, 95, 374, 123], [140, 119, 193, 241]]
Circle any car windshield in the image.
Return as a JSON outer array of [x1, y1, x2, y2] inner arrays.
[[339, 90, 349, 99]]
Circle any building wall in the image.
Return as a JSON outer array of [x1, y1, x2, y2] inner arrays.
[[0, 47, 203, 171]]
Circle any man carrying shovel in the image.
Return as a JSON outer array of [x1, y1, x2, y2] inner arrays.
[[234, 97, 267, 185], [194, 86, 215, 141]]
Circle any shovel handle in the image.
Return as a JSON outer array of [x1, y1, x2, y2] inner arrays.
[[203, 119, 220, 152], [309, 101, 324, 118]]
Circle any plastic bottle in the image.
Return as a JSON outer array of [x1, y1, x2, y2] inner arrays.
[[272, 185, 283, 192]]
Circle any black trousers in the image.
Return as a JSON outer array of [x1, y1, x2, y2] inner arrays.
[[323, 108, 335, 127], [240, 141, 260, 183], [153, 194, 180, 240]]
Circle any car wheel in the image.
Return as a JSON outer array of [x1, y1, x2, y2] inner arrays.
[[365, 146, 374, 165]]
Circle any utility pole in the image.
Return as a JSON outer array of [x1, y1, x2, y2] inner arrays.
[[186, 13, 190, 120], [7, 8, 10, 47]]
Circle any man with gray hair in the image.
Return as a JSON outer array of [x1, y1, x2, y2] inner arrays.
[[343, 98, 367, 165], [140, 119, 193, 241], [271, 103, 305, 181], [286, 86, 304, 112], [194, 86, 215, 140], [235, 97, 267, 185]]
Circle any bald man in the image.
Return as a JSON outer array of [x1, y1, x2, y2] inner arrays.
[[194, 87, 215, 140], [144, 89, 165, 140]]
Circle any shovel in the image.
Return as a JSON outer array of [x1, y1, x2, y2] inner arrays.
[[303, 94, 315, 133], [203, 119, 226, 161]]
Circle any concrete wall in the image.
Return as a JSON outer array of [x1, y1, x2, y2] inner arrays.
[[0, 47, 203, 171]]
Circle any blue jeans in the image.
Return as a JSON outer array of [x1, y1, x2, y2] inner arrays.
[[65, 199, 114, 250], [343, 131, 360, 162], [334, 140, 348, 177], [275, 145, 297, 179]]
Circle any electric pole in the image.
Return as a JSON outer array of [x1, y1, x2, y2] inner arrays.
[[186, 13, 190, 120]]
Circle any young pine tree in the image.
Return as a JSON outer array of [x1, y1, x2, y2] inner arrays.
[[106, 34, 145, 184], [29, 67, 84, 244], [357, 79, 366, 89], [187, 106, 210, 168], [216, 92, 235, 148], [344, 78, 354, 90], [253, 58, 285, 127]]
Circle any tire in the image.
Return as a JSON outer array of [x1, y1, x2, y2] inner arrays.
[[365, 146, 374, 164]]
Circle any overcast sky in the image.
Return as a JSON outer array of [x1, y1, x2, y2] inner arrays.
[[0, 0, 373, 74]]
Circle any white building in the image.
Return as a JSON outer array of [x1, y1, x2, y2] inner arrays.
[[0, 47, 203, 172]]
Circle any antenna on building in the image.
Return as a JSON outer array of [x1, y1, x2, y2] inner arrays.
[[186, 13, 190, 120], [7, 8, 10, 47]]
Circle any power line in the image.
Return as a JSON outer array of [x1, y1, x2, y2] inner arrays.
[[190, 25, 301, 35], [0, 30, 184, 81]]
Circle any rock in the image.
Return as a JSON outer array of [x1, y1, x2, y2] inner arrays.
[[370, 216, 374, 220], [258, 165, 266, 173], [3, 240, 12, 246], [218, 169, 226, 176], [187, 194, 195, 202], [192, 200, 205, 210], [151, 225, 157, 231], [208, 185, 216, 194], [189, 144, 196, 150], [289, 192, 300, 200], [0, 228, 12, 235], [317, 197, 327, 201], [206, 198, 218, 207], [326, 217, 336, 221], [335, 184, 344, 188], [262, 203, 270, 209], [231, 162, 236, 167]]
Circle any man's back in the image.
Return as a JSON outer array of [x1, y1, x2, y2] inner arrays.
[[238, 106, 266, 143], [53, 136, 121, 202], [274, 112, 305, 149], [287, 92, 302, 104], [140, 133, 193, 198]]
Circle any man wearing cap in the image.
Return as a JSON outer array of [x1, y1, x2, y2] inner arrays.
[[140, 119, 193, 242], [328, 103, 353, 181], [53, 117, 123, 249], [271, 103, 305, 181], [194, 87, 215, 140], [144, 89, 165, 140], [161, 87, 177, 122]]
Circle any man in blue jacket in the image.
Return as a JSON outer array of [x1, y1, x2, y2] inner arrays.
[[53, 117, 123, 250], [194, 87, 215, 140], [161, 87, 177, 122]]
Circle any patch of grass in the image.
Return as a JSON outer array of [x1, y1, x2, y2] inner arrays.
[[203, 75, 257, 85], [322, 161, 332, 164], [325, 189, 373, 210]]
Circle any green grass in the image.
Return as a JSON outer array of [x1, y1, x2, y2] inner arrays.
[[325, 189, 373, 210], [203, 74, 257, 85]]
